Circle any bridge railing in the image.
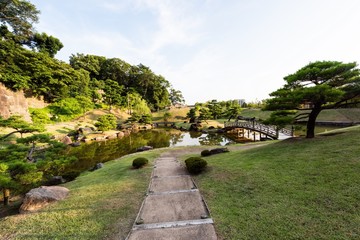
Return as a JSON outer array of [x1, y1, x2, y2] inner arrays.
[[224, 121, 293, 138]]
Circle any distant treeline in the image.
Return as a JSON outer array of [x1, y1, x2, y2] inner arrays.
[[0, 0, 184, 115]]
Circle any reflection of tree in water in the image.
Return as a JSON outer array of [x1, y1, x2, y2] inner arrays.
[[170, 132, 184, 145], [146, 130, 171, 148], [189, 131, 202, 138], [198, 133, 232, 146]]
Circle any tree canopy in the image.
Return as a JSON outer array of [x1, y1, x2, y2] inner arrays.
[[265, 61, 360, 138], [0, 0, 39, 41]]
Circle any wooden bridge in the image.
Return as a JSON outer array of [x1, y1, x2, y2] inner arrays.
[[153, 122, 176, 127], [224, 120, 293, 140]]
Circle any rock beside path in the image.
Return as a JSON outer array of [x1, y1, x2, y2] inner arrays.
[[20, 186, 69, 213]]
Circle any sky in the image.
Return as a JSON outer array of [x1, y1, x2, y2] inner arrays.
[[30, 0, 360, 104]]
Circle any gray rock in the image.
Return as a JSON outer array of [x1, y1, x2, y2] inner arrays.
[[90, 163, 104, 171], [137, 146, 153, 152], [20, 186, 69, 213]]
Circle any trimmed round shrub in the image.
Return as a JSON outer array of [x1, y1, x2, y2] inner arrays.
[[185, 157, 207, 174], [201, 149, 211, 157], [132, 157, 149, 169]]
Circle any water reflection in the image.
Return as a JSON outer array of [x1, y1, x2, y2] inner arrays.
[[66, 129, 237, 172]]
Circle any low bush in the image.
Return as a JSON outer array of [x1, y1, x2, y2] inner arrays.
[[132, 157, 149, 169], [209, 147, 229, 155], [185, 157, 207, 174], [201, 149, 211, 157]]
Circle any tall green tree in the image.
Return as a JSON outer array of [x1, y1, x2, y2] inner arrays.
[[103, 79, 124, 110], [29, 32, 63, 57], [0, 0, 39, 41], [265, 61, 360, 138], [169, 88, 185, 105], [207, 100, 222, 119]]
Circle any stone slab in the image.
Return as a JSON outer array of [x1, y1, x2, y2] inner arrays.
[[139, 191, 208, 224], [153, 165, 188, 177], [150, 176, 195, 193], [128, 223, 217, 240]]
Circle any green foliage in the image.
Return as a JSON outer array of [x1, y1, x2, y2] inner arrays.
[[132, 157, 149, 169], [169, 88, 185, 105], [185, 157, 207, 174], [0, 0, 40, 40], [29, 107, 51, 124], [0, 115, 44, 139], [163, 112, 171, 121], [127, 92, 151, 115], [95, 114, 117, 132], [0, 136, 77, 199], [139, 114, 152, 124], [186, 108, 197, 119], [29, 32, 63, 57], [266, 61, 360, 138], [127, 113, 152, 124], [199, 107, 211, 122], [103, 79, 124, 109], [225, 104, 242, 121], [201, 149, 211, 157], [208, 100, 222, 119], [48, 98, 84, 121], [262, 110, 296, 128]]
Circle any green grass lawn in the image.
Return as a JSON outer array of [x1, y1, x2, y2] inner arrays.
[[0, 151, 160, 240], [193, 126, 360, 240]]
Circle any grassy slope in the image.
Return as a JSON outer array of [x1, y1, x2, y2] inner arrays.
[[193, 126, 360, 240], [0, 151, 160, 240]]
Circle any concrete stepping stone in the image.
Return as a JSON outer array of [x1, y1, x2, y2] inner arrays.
[[138, 191, 209, 224], [128, 223, 217, 240], [126, 154, 217, 239], [150, 175, 195, 193]]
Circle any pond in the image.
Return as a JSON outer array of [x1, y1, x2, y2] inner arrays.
[[66, 129, 240, 173]]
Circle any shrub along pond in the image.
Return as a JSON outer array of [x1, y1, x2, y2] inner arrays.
[[65, 129, 237, 173]]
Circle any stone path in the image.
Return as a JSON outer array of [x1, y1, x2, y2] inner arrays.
[[126, 153, 217, 240]]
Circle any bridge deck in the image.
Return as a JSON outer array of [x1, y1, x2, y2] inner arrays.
[[224, 121, 293, 139]]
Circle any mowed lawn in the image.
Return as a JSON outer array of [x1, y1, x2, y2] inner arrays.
[[194, 126, 360, 240], [0, 151, 160, 240]]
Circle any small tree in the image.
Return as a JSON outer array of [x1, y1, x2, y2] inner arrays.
[[95, 114, 117, 132], [266, 61, 360, 138], [186, 108, 197, 119], [0, 115, 44, 139], [199, 107, 211, 123], [225, 104, 242, 121], [163, 112, 171, 122]]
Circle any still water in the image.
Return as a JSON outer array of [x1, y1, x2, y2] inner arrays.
[[66, 129, 237, 172]]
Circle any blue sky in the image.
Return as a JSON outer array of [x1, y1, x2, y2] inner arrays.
[[30, 0, 360, 104]]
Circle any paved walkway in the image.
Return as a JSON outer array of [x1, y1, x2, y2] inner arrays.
[[126, 152, 217, 240]]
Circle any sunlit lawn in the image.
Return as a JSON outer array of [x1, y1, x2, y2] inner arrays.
[[0, 151, 160, 240], [193, 126, 360, 239]]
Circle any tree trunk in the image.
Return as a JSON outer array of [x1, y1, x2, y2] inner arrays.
[[306, 107, 322, 138], [3, 188, 10, 206]]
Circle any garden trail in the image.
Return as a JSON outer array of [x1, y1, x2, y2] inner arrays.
[[126, 150, 218, 240]]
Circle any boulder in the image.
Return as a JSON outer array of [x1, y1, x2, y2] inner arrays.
[[61, 136, 72, 145], [20, 186, 69, 213], [137, 146, 153, 152], [90, 163, 104, 171], [106, 134, 117, 140], [189, 123, 200, 131], [70, 142, 81, 147], [117, 131, 125, 139], [45, 176, 66, 186]]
